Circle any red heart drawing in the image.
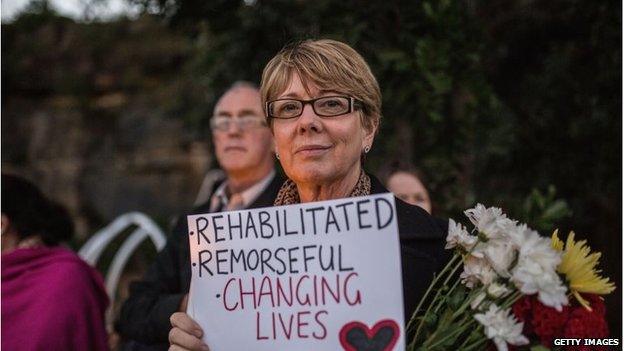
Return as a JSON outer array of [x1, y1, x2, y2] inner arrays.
[[339, 319, 400, 351]]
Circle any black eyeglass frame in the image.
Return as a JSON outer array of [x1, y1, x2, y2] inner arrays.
[[265, 96, 364, 119]]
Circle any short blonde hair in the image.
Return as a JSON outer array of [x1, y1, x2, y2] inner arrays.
[[260, 39, 381, 132]]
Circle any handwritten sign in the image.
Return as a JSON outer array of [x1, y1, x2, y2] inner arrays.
[[186, 193, 405, 350]]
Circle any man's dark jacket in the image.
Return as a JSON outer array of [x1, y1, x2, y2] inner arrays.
[[116, 174, 447, 350], [116, 174, 285, 350]]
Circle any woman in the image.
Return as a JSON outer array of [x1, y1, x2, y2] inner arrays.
[[1, 174, 109, 351], [382, 161, 433, 214], [168, 39, 447, 350]]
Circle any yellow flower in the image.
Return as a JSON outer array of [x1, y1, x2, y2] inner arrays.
[[551, 230, 615, 310]]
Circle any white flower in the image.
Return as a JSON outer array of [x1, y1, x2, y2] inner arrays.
[[508, 224, 555, 260], [509, 224, 568, 310], [464, 204, 517, 240], [474, 304, 529, 351], [482, 239, 517, 278], [446, 219, 478, 250], [469, 242, 486, 258], [460, 256, 497, 288], [501, 219, 526, 243], [487, 283, 510, 298], [511, 259, 568, 310], [471, 283, 509, 311]]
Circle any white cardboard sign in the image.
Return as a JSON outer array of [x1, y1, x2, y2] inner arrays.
[[187, 193, 405, 351]]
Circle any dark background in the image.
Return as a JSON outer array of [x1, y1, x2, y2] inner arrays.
[[2, 0, 621, 336]]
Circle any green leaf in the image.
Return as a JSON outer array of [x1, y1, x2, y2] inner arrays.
[[448, 286, 467, 309], [422, 2, 435, 19], [423, 312, 438, 328]]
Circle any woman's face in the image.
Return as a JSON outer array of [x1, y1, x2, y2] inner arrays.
[[271, 73, 376, 186], [387, 171, 432, 213]]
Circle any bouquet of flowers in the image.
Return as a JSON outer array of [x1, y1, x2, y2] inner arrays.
[[407, 204, 615, 351]]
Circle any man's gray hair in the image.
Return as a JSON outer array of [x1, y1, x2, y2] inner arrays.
[[227, 80, 259, 92]]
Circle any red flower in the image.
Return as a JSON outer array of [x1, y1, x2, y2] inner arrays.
[[578, 294, 606, 316], [530, 296, 570, 346], [512, 295, 534, 335], [512, 295, 532, 321], [563, 294, 609, 350], [511, 293, 610, 351]]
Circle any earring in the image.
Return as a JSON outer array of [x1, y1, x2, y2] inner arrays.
[[364, 146, 371, 154], [275, 152, 280, 160]]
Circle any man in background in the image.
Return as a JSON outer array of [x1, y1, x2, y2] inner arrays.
[[116, 81, 283, 350]]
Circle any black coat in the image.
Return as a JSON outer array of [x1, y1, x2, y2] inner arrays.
[[116, 174, 448, 350], [368, 175, 449, 321]]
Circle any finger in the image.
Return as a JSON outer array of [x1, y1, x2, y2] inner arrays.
[[170, 312, 203, 338], [168, 345, 189, 351], [179, 294, 189, 312], [169, 345, 207, 351], [168, 327, 209, 351]]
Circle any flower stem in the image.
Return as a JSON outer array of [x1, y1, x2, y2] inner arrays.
[[424, 314, 473, 349], [407, 252, 460, 332], [432, 263, 463, 315], [451, 287, 484, 320], [457, 325, 483, 350], [500, 291, 522, 310], [461, 334, 488, 351]]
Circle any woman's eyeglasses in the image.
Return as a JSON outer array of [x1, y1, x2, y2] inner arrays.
[[266, 96, 362, 119]]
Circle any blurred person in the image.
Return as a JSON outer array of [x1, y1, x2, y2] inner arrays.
[[382, 161, 433, 213], [116, 81, 284, 350], [1, 173, 109, 351], [168, 39, 448, 351]]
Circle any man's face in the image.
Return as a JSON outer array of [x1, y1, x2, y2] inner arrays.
[[212, 87, 274, 177]]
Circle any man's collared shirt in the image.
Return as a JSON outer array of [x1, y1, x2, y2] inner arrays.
[[209, 169, 276, 212]]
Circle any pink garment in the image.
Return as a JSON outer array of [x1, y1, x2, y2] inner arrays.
[[2, 246, 109, 351]]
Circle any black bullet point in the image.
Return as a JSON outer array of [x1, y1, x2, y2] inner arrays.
[[189, 231, 194, 235], [216, 294, 221, 298], [192, 263, 197, 267]]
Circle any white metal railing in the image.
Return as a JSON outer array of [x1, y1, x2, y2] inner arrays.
[[79, 212, 166, 317]]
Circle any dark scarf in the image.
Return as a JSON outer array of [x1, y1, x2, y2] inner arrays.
[[274, 170, 371, 205]]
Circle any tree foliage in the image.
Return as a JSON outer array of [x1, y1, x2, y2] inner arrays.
[[126, 0, 619, 222], [127, 0, 621, 331], [5, 0, 621, 331]]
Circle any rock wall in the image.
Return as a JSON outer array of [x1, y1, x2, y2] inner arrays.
[[2, 95, 212, 241], [2, 15, 213, 241]]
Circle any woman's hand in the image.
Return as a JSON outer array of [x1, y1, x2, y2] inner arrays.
[[169, 312, 210, 351]]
